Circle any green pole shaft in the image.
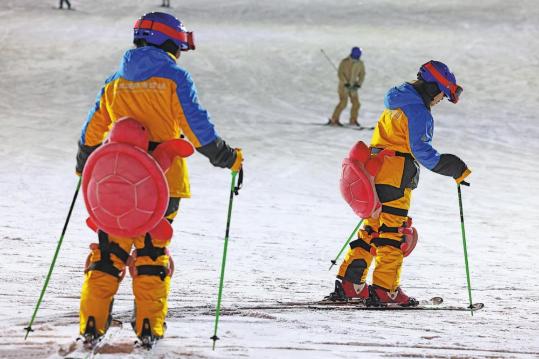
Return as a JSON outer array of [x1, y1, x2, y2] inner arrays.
[[329, 219, 364, 271], [211, 171, 238, 350], [457, 184, 474, 316], [24, 177, 82, 339]]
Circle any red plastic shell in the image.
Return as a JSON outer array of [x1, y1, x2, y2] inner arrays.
[[82, 142, 169, 238]]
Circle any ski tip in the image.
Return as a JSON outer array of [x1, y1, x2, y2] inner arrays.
[[469, 302, 485, 311], [431, 296, 444, 305]]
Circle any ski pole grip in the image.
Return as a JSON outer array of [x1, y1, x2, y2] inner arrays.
[[233, 168, 244, 195]]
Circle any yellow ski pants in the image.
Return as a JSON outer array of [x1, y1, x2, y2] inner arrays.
[[338, 154, 417, 291], [80, 199, 179, 338]]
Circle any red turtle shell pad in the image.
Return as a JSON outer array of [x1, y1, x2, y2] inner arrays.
[[340, 158, 380, 218], [82, 142, 169, 238]]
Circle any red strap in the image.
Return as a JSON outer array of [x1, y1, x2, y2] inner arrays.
[[134, 19, 188, 43], [423, 62, 458, 93]]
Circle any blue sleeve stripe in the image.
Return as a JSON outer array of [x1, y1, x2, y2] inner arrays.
[[80, 73, 119, 144], [403, 105, 440, 170], [160, 66, 218, 146]]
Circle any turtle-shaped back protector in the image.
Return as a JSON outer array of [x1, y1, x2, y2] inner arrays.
[[82, 117, 194, 241]]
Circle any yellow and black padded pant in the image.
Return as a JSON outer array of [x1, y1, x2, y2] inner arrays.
[[80, 198, 179, 338], [337, 152, 418, 292]]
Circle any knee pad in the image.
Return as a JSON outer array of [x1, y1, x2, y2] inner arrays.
[[128, 234, 173, 280], [85, 231, 131, 279], [343, 259, 368, 284]]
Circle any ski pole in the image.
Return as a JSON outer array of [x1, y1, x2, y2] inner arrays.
[[457, 181, 474, 316], [320, 49, 339, 73], [320, 48, 352, 90], [24, 177, 82, 339], [329, 219, 364, 271], [211, 168, 243, 350]]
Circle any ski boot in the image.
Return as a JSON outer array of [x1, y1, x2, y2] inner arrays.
[[366, 285, 419, 307], [327, 119, 344, 127], [325, 280, 369, 302], [136, 318, 161, 350], [81, 316, 102, 348]]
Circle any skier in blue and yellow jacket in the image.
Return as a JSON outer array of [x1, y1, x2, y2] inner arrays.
[[328, 61, 470, 306], [75, 12, 243, 343]]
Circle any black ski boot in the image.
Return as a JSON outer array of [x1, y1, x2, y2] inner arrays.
[[138, 318, 159, 350], [82, 316, 101, 348], [324, 280, 348, 302]]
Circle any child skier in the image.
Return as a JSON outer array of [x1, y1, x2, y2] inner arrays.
[[75, 12, 243, 344], [329, 47, 366, 127], [328, 60, 470, 305]]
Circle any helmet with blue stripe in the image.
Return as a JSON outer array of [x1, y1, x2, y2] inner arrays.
[[418, 60, 462, 103], [134, 12, 195, 52]]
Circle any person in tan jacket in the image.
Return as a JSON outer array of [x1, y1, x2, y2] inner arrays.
[[329, 47, 366, 126]]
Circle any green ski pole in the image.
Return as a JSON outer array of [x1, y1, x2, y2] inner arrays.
[[457, 181, 474, 316], [24, 177, 82, 339], [211, 169, 242, 350], [329, 219, 364, 271]]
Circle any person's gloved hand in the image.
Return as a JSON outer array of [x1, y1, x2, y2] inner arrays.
[[455, 167, 471, 185], [76, 142, 100, 176], [432, 153, 471, 184], [231, 148, 243, 173], [352, 83, 361, 90], [344, 83, 351, 89]]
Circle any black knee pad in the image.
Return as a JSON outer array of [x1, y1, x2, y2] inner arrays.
[[343, 259, 367, 284]]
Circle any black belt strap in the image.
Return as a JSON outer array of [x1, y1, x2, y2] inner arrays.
[[136, 265, 167, 281], [350, 238, 372, 252], [371, 147, 415, 160], [372, 237, 403, 249], [148, 141, 160, 152], [381, 205, 408, 217], [136, 233, 166, 261]]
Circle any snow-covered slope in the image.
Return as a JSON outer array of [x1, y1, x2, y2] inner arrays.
[[1, 0, 538, 358]]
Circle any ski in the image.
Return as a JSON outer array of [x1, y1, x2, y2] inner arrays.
[[62, 320, 122, 359], [279, 296, 443, 307], [344, 124, 375, 131], [134, 336, 158, 350], [231, 297, 484, 312], [318, 120, 375, 130]]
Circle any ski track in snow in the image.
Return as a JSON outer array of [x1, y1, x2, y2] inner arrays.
[[1, 0, 539, 358]]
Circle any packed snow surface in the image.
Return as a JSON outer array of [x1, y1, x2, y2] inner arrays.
[[1, 0, 538, 358]]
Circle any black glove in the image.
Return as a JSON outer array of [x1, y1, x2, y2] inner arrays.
[[344, 83, 351, 89], [352, 83, 361, 90], [76, 141, 100, 175], [196, 137, 236, 169], [432, 154, 470, 184]]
